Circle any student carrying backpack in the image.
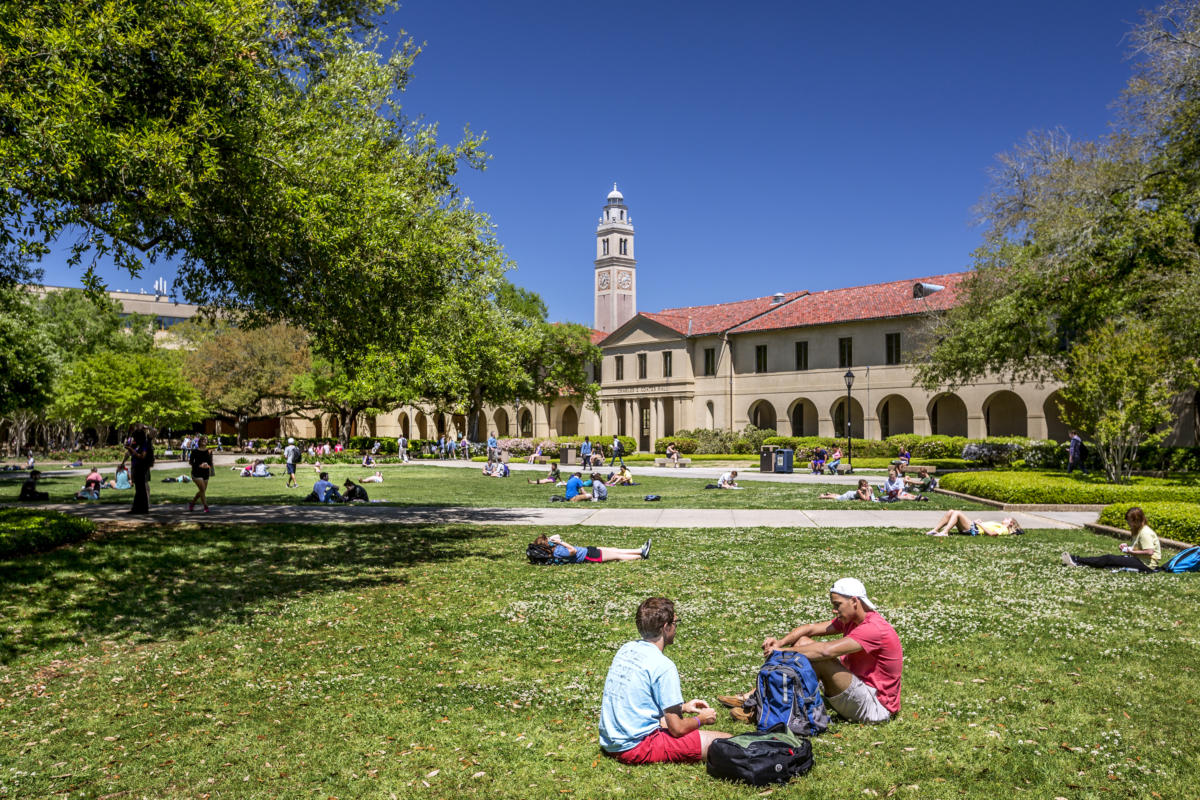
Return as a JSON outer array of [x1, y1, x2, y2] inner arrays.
[[741, 651, 830, 737]]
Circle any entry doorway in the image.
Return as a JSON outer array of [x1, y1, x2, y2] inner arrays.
[[639, 399, 651, 452]]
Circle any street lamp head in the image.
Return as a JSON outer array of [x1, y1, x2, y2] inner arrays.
[[843, 370, 855, 389]]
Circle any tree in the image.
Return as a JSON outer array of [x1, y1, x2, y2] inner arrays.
[[0, 287, 58, 416], [290, 353, 401, 446], [182, 322, 310, 443], [519, 321, 602, 432], [37, 288, 155, 359], [1, 0, 506, 361], [1055, 321, 1178, 482], [50, 351, 205, 441]]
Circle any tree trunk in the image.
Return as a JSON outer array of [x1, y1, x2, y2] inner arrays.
[[236, 415, 249, 446], [467, 388, 484, 442]]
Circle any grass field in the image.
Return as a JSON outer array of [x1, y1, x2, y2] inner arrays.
[[4, 464, 988, 511], [2, 520, 1198, 798]]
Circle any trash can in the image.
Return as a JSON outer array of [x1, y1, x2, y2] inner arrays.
[[760, 445, 778, 473], [562, 445, 577, 466], [774, 448, 794, 474], [499, 449, 511, 463]]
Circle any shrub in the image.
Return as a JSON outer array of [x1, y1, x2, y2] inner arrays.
[[939, 472, 1200, 505], [761, 436, 891, 459], [1022, 440, 1066, 469], [0, 509, 96, 558], [1099, 502, 1200, 544], [733, 426, 778, 454], [654, 437, 699, 454], [675, 428, 740, 454]]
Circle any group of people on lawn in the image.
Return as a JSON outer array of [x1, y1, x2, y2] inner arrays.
[[600, 579, 902, 764], [818, 466, 936, 502]]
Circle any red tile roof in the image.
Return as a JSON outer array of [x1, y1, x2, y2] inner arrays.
[[727, 272, 968, 333], [640, 291, 808, 337], [589, 328, 607, 345]]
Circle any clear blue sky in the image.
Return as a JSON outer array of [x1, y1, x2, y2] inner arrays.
[[39, 0, 1150, 325]]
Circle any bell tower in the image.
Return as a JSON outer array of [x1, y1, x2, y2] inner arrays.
[[594, 183, 636, 334]]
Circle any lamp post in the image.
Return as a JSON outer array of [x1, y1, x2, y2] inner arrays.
[[843, 369, 855, 474]]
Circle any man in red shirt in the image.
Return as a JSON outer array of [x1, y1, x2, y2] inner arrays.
[[720, 578, 903, 724]]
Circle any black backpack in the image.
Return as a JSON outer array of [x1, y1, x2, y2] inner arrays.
[[706, 726, 813, 786], [526, 543, 568, 565]]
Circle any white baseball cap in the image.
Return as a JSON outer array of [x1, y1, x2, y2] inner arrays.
[[288, 437, 295, 444], [830, 578, 876, 611]]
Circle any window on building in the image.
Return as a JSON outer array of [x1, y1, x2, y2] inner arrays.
[[619, 238, 627, 255], [795, 340, 808, 371], [703, 347, 716, 376], [637, 353, 647, 380], [602, 239, 609, 256], [885, 332, 901, 365], [755, 345, 768, 373], [615, 356, 624, 381], [592, 359, 602, 383], [662, 351, 672, 378], [838, 337, 853, 368]]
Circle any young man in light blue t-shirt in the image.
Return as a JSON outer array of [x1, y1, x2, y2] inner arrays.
[[599, 597, 732, 765]]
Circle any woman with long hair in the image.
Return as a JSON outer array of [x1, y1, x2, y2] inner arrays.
[[188, 435, 213, 512], [123, 426, 154, 514], [1062, 507, 1160, 572]]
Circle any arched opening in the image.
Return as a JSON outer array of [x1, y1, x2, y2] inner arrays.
[[398, 412, 410, 440], [705, 401, 715, 429], [748, 400, 777, 431], [1043, 391, 1073, 442], [415, 412, 428, 440], [877, 395, 914, 439], [474, 411, 487, 440], [519, 409, 533, 438], [928, 393, 967, 437], [831, 397, 864, 439], [451, 413, 466, 439], [788, 398, 818, 437], [493, 409, 510, 437], [984, 390, 1027, 437], [560, 405, 579, 436], [435, 413, 446, 437], [313, 416, 324, 439]]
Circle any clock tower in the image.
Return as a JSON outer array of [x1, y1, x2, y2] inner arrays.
[[594, 184, 636, 334]]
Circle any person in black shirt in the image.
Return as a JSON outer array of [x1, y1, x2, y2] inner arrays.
[[188, 435, 214, 512], [342, 478, 369, 503], [19, 469, 49, 501], [123, 427, 154, 514]]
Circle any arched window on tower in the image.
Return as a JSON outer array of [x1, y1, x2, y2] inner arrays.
[[602, 239, 609, 255], [619, 238, 627, 255]]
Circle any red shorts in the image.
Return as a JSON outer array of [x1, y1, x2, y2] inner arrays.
[[606, 727, 703, 765]]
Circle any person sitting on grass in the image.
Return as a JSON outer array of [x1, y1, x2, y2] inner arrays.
[[881, 466, 919, 502], [719, 578, 903, 725], [810, 446, 827, 474], [903, 467, 937, 498], [599, 596, 732, 765], [820, 478, 877, 502], [1062, 506, 1160, 572], [607, 464, 634, 486], [665, 442, 681, 464], [528, 461, 561, 484], [590, 472, 609, 501], [360, 470, 384, 484], [826, 446, 844, 474], [19, 469, 49, 501], [482, 460, 509, 478], [924, 510, 1024, 536], [536, 533, 650, 563], [342, 478, 369, 503], [361, 452, 376, 467], [113, 463, 132, 490], [717, 470, 742, 489], [307, 471, 343, 503], [75, 467, 105, 500], [565, 471, 591, 501]]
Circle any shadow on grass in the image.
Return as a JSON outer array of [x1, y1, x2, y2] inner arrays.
[[0, 522, 506, 664]]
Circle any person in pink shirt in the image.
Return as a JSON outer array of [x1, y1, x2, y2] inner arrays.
[[719, 578, 902, 724]]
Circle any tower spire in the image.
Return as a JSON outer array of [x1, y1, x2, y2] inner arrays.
[[593, 184, 636, 334]]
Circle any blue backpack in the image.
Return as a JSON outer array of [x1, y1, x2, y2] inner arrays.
[[1159, 545, 1200, 573], [744, 652, 829, 737]]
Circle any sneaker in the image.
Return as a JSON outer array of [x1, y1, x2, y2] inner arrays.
[[717, 693, 749, 708], [641, 539, 652, 560], [203, 506, 209, 513], [730, 707, 755, 724], [1061, 551, 1078, 567], [188, 502, 194, 511]]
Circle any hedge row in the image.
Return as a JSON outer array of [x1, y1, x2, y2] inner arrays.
[[1099, 502, 1200, 545], [938, 472, 1200, 505], [0, 509, 97, 558]]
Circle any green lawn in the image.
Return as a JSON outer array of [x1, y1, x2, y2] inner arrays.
[[5, 464, 988, 510], [1, 522, 1197, 798]]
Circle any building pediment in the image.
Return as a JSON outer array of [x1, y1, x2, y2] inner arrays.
[[601, 315, 684, 349]]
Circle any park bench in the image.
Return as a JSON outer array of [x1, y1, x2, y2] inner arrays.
[[654, 457, 692, 468]]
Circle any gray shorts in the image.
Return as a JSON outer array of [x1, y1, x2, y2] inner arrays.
[[825, 676, 892, 724]]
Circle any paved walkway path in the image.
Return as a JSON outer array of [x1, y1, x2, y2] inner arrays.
[[50, 502, 1098, 530]]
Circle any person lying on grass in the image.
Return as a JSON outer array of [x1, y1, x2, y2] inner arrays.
[[599, 596, 732, 765], [360, 470, 384, 484], [1062, 506, 1160, 573], [820, 478, 877, 502], [528, 461, 560, 484], [716, 470, 742, 489], [535, 533, 650, 563], [924, 510, 1023, 536], [607, 465, 634, 486], [719, 578, 903, 725]]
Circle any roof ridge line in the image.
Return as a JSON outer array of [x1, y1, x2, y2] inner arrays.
[[712, 290, 810, 336]]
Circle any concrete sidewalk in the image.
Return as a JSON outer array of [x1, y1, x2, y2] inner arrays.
[[51, 502, 1098, 530]]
